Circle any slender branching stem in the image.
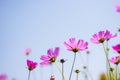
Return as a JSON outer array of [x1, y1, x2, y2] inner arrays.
[[62, 63, 64, 80], [76, 73, 78, 80], [102, 43, 113, 80], [54, 62, 65, 80], [28, 70, 31, 80], [69, 53, 76, 80], [116, 65, 118, 80]]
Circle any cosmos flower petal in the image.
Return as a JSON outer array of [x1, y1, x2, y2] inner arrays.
[[40, 55, 50, 60], [69, 38, 76, 48], [69, 38, 75, 43], [90, 38, 99, 44], [53, 47, 60, 57], [98, 31, 104, 39], [115, 4, 120, 12], [47, 48, 54, 57], [64, 42, 72, 51], [27, 60, 32, 67], [112, 33, 117, 38], [40, 61, 51, 66]]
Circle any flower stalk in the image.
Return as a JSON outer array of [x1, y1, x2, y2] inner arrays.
[[28, 71, 31, 80], [69, 53, 76, 80], [75, 70, 80, 80], [54, 62, 65, 80], [116, 65, 118, 80], [60, 59, 65, 80], [102, 43, 113, 80]]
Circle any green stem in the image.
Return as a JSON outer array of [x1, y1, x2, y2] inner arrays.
[[118, 66, 120, 80], [28, 70, 31, 80], [102, 43, 112, 80], [62, 63, 64, 80], [54, 62, 66, 80], [102, 43, 111, 68], [116, 65, 118, 80], [76, 73, 78, 80], [79, 52, 85, 66], [69, 53, 76, 80], [105, 41, 110, 80]]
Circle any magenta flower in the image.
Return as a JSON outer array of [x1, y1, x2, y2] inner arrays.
[[0, 74, 7, 80], [23, 48, 32, 55], [112, 44, 120, 53], [64, 38, 88, 53], [109, 56, 120, 65], [27, 59, 37, 71], [40, 47, 60, 66], [115, 4, 120, 12], [90, 30, 117, 44]]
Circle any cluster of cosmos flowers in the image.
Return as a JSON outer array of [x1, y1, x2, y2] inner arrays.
[[24, 4, 120, 80], [1, 4, 120, 80], [22, 29, 120, 80], [21, 4, 120, 80]]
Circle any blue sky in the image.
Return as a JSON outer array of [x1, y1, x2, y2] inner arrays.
[[0, 0, 120, 80]]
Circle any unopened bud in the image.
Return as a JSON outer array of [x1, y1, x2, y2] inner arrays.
[[60, 59, 66, 63], [50, 76, 55, 80], [75, 69, 80, 74]]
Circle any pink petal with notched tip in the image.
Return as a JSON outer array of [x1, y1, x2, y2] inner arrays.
[[64, 42, 72, 50], [40, 61, 51, 65], [53, 47, 60, 57], [47, 48, 54, 57], [40, 55, 50, 60]]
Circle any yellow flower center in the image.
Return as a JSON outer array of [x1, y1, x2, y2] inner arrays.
[[72, 48, 79, 53], [99, 38, 105, 43], [50, 57, 56, 63]]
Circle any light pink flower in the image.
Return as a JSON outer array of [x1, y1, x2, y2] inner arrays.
[[90, 30, 106, 44], [115, 4, 120, 12], [40, 47, 60, 66], [112, 44, 120, 53], [0, 74, 7, 80], [23, 48, 32, 55], [109, 56, 120, 65], [64, 38, 88, 52], [27, 59, 37, 71], [90, 30, 117, 44]]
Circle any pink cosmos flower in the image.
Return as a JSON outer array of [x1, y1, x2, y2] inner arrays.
[[23, 48, 32, 55], [112, 44, 120, 53], [64, 38, 88, 53], [40, 47, 60, 66], [27, 59, 37, 71], [90, 30, 117, 44], [115, 4, 120, 12], [109, 56, 120, 65], [0, 74, 7, 80]]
